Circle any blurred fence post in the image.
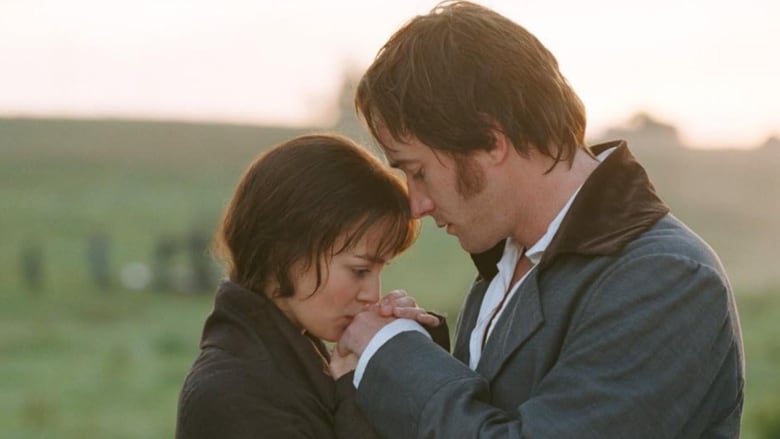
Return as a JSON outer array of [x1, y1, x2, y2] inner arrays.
[[20, 239, 44, 292]]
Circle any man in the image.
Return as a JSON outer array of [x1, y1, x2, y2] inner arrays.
[[336, 1, 744, 438]]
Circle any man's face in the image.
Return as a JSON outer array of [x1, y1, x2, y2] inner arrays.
[[381, 134, 502, 254]]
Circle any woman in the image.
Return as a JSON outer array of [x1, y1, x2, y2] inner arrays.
[[175, 134, 446, 438]]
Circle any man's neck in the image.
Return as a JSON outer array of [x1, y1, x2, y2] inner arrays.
[[510, 148, 599, 248]]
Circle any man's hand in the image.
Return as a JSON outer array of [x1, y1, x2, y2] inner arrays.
[[379, 289, 441, 328], [337, 289, 440, 356], [337, 307, 395, 356]]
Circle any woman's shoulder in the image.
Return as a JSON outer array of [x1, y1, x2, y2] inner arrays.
[[181, 341, 325, 405], [182, 344, 274, 397], [179, 350, 287, 418], [176, 346, 333, 439]]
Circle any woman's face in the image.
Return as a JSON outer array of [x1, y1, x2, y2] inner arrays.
[[273, 226, 393, 342]]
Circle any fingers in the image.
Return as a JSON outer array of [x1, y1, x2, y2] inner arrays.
[[377, 289, 439, 327], [379, 289, 416, 317], [392, 307, 441, 327], [380, 297, 417, 316], [382, 289, 408, 301], [390, 296, 417, 308], [335, 340, 351, 357], [415, 312, 441, 327], [379, 289, 404, 316], [338, 310, 395, 356], [328, 348, 359, 379]]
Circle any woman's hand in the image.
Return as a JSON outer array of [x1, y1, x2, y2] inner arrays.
[[378, 289, 441, 327], [328, 346, 359, 380]]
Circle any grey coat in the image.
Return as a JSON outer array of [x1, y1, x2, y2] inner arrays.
[[356, 141, 744, 438]]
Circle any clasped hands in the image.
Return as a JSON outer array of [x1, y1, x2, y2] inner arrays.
[[329, 289, 440, 379]]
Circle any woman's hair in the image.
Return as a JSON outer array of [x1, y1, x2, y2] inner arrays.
[[214, 134, 418, 298], [356, 1, 586, 167]]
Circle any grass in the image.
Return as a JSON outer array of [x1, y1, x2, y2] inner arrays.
[[2, 283, 777, 438], [739, 290, 780, 438], [1, 117, 778, 438], [0, 292, 211, 438]]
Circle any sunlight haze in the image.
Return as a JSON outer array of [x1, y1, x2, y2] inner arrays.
[[1, 0, 778, 148]]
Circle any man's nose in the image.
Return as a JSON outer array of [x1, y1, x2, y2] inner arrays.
[[409, 187, 435, 219]]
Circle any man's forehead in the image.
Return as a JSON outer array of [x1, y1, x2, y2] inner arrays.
[[376, 140, 405, 164], [376, 125, 416, 153], [381, 146, 415, 168], [374, 129, 433, 166]]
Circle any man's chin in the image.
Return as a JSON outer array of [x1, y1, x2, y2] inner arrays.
[[457, 237, 480, 253], [459, 237, 499, 255]]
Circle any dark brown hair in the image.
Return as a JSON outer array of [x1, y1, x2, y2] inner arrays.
[[214, 134, 418, 298], [356, 1, 587, 167]]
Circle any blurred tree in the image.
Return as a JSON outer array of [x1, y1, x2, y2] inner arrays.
[[760, 135, 780, 151], [330, 71, 375, 147]]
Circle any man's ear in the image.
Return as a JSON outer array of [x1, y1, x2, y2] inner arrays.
[[485, 125, 513, 166]]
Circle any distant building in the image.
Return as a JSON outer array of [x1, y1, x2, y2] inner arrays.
[[760, 135, 780, 151], [598, 112, 685, 150]]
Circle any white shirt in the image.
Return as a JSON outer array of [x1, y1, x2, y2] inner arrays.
[[353, 147, 616, 387], [467, 190, 577, 368]]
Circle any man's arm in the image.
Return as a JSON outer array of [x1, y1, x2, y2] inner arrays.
[[333, 372, 383, 439], [338, 289, 447, 385], [348, 254, 742, 438]]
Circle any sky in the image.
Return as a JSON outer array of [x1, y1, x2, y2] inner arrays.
[[1, 0, 778, 148]]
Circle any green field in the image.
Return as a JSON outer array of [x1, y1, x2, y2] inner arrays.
[[1, 117, 778, 438]]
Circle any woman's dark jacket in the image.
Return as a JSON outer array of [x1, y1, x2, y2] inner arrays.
[[175, 281, 449, 439]]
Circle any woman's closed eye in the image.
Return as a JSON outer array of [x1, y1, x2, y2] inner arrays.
[[351, 268, 371, 279]]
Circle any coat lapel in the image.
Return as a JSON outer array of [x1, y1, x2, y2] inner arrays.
[[455, 240, 506, 363], [452, 278, 490, 363], [457, 142, 668, 384], [476, 270, 544, 382]]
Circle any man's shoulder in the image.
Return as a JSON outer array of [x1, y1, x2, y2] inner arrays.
[[541, 213, 731, 294], [623, 214, 725, 273]]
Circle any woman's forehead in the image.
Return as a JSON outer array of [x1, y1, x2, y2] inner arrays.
[[334, 221, 398, 258]]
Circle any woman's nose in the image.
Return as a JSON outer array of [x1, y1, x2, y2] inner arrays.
[[357, 276, 381, 304]]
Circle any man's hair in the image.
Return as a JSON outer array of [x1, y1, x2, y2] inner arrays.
[[214, 134, 418, 298], [356, 1, 587, 166]]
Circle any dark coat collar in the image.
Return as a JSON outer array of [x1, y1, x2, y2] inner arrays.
[[201, 280, 331, 364], [470, 140, 670, 281], [200, 280, 281, 354], [200, 281, 335, 404]]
